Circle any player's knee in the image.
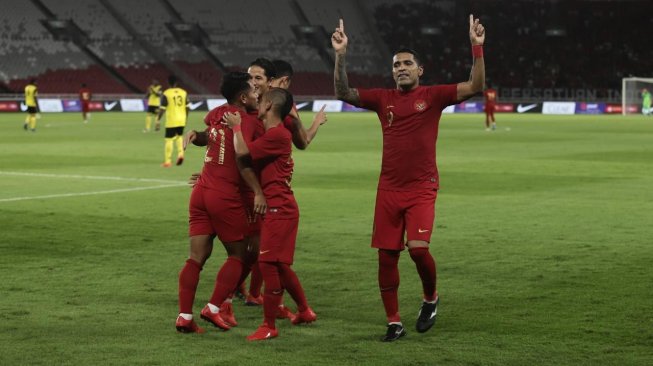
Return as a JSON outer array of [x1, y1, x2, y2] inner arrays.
[[406, 240, 429, 249], [378, 249, 400, 267]]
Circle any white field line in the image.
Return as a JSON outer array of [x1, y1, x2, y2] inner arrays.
[[0, 171, 188, 203], [0, 171, 185, 184]]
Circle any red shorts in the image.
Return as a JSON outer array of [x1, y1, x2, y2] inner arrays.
[[484, 104, 495, 114], [371, 189, 438, 250], [81, 102, 90, 113], [258, 215, 298, 265], [189, 184, 247, 243]]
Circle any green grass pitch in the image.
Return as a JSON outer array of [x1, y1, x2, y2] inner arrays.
[[0, 111, 652, 365]]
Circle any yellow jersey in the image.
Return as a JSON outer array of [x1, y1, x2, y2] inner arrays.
[[161, 87, 189, 128], [25, 84, 38, 107], [147, 84, 161, 107]]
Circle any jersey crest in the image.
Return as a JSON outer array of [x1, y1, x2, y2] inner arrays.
[[414, 99, 427, 112]]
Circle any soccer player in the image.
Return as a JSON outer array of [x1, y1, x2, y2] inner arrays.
[[24, 79, 38, 132], [244, 59, 326, 309], [79, 83, 92, 124], [145, 80, 162, 132], [642, 89, 651, 115], [223, 88, 318, 341], [175, 72, 264, 333], [484, 84, 497, 130], [332, 16, 486, 341], [156, 76, 189, 167]]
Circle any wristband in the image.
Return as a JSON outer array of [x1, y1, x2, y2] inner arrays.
[[232, 124, 241, 133], [472, 44, 483, 58]]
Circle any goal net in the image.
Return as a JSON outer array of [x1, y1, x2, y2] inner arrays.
[[622, 77, 653, 115]]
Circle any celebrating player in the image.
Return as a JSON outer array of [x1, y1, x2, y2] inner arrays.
[[79, 83, 92, 124], [223, 88, 319, 341], [145, 80, 162, 132], [175, 72, 264, 334], [156, 76, 189, 167], [332, 16, 485, 341], [23, 79, 38, 132], [483, 84, 497, 130]]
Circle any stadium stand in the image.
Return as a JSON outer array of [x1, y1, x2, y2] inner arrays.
[[1, 0, 651, 99]]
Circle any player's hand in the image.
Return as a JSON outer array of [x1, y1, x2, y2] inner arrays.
[[313, 104, 328, 126], [469, 14, 485, 45], [222, 112, 241, 128], [253, 193, 267, 215], [331, 18, 348, 55], [183, 130, 197, 150], [188, 172, 201, 187]]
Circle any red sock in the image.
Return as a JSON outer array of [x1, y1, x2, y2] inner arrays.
[[409, 247, 437, 302], [178, 259, 202, 314], [259, 262, 283, 328], [378, 250, 401, 323], [209, 256, 244, 306], [278, 263, 308, 312], [249, 261, 263, 298]]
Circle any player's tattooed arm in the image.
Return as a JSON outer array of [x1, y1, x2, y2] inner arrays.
[[332, 18, 360, 106]]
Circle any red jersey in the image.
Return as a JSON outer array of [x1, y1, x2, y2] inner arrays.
[[197, 105, 260, 193], [79, 88, 92, 102], [248, 124, 298, 218], [484, 88, 497, 107], [357, 84, 458, 191]]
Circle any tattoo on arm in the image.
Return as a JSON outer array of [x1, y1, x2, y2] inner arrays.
[[334, 54, 360, 105]]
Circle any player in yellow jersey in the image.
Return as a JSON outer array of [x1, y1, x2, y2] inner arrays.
[[24, 79, 38, 132], [144, 79, 162, 132], [156, 76, 190, 167]]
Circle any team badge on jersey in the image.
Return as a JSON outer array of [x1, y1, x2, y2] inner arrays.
[[414, 100, 427, 112]]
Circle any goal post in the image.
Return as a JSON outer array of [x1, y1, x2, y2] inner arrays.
[[622, 77, 653, 115]]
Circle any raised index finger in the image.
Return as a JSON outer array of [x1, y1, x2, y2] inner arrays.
[[469, 14, 474, 29], [339, 18, 344, 33]]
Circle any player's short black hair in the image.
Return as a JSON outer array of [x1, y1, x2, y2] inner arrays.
[[394, 48, 422, 65], [265, 88, 293, 119], [220, 72, 253, 103], [168, 75, 177, 86], [272, 60, 293, 79], [249, 58, 277, 79]]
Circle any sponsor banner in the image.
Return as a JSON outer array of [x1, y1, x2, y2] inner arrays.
[[454, 101, 483, 113], [188, 100, 206, 111], [62, 99, 81, 112], [207, 98, 227, 110], [294, 101, 313, 111], [103, 101, 120, 111], [442, 105, 455, 114], [89, 102, 104, 111], [38, 98, 64, 113], [575, 102, 605, 114], [605, 104, 639, 114], [120, 99, 145, 112], [0, 101, 19, 112], [313, 100, 343, 112], [515, 103, 542, 113], [341, 102, 367, 112], [542, 101, 575, 115], [495, 103, 514, 113]]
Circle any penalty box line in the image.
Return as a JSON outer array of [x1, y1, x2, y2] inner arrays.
[[0, 184, 186, 203], [0, 171, 188, 203]]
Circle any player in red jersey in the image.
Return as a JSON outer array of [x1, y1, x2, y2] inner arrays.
[[79, 83, 92, 124], [483, 84, 497, 131], [175, 72, 265, 334], [332, 16, 486, 341], [243, 58, 326, 311], [224, 88, 319, 341]]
